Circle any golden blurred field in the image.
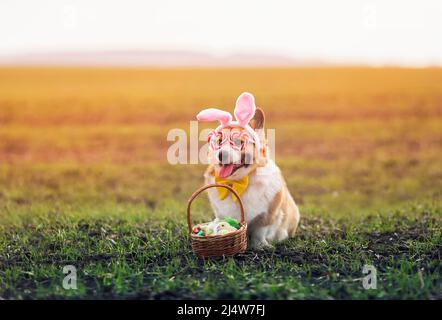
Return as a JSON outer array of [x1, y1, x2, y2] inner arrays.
[[0, 67, 441, 163]]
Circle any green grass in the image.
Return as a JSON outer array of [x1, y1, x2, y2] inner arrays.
[[0, 162, 440, 299], [0, 205, 440, 299]]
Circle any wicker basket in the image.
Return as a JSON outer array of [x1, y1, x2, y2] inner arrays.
[[186, 183, 247, 258]]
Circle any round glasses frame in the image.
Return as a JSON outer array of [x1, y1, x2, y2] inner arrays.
[[208, 130, 253, 151]]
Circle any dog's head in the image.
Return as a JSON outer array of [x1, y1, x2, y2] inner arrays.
[[197, 92, 267, 180]]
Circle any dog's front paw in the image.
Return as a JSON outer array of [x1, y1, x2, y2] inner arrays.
[[250, 239, 273, 251]]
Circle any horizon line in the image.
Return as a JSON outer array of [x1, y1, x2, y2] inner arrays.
[[0, 49, 441, 68]]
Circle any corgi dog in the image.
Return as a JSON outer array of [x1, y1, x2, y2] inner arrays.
[[196, 92, 300, 249]]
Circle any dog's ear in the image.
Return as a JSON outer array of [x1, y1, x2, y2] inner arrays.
[[249, 107, 265, 130]]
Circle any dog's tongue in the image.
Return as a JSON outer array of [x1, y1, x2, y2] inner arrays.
[[219, 164, 234, 178]]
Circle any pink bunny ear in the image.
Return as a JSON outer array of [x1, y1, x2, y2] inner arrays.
[[196, 108, 232, 126], [234, 92, 256, 126]]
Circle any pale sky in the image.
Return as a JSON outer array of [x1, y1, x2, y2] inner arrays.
[[1, 0, 441, 66]]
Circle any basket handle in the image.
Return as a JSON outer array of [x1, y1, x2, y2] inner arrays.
[[186, 183, 246, 234]]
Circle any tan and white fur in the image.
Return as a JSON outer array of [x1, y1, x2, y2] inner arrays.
[[202, 101, 300, 249]]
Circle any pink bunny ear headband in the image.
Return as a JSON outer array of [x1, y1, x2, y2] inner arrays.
[[196, 92, 262, 151]]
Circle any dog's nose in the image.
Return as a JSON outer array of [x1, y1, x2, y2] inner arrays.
[[218, 150, 230, 164]]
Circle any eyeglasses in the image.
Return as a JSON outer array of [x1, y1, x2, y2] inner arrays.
[[208, 130, 253, 151]]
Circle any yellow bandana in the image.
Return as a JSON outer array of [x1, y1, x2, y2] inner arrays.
[[215, 175, 249, 201]]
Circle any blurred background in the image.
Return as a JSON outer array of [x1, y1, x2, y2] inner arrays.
[[0, 0, 441, 219], [1, 0, 442, 66]]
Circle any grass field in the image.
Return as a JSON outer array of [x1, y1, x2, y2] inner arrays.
[[0, 67, 441, 299]]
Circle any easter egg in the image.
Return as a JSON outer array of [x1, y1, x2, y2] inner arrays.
[[224, 217, 240, 229], [214, 222, 237, 235], [216, 229, 231, 235], [201, 226, 213, 236]]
